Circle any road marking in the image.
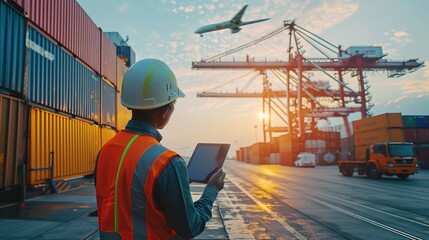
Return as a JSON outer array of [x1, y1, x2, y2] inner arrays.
[[306, 188, 429, 228], [227, 175, 307, 240], [307, 196, 424, 240]]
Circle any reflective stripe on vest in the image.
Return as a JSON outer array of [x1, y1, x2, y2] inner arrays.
[[96, 130, 179, 240]]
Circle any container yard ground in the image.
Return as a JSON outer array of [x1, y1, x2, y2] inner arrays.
[[0, 180, 228, 239], [1, 162, 428, 239]]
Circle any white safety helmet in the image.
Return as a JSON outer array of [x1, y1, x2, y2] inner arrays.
[[120, 58, 185, 110]]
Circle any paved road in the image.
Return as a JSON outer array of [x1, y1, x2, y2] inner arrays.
[[222, 160, 429, 239], [1, 160, 428, 239]]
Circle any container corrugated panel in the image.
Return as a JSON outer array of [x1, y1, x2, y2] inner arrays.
[[0, 94, 28, 191], [417, 129, 429, 142], [354, 128, 404, 147], [23, 0, 101, 74], [353, 113, 403, 133], [29, 108, 101, 185], [116, 58, 131, 130], [27, 26, 100, 122], [101, 79, 116, 128], [101, 127, 117, 147], [402, 116, 416, 128], [403, 128, 418, 142], [117, 45, 136, 67], [354, 145, 367, 161], [416, 144, 429, 169], [415, 116, 429, 128], [101, 33, 117, 85], [0, 1, 26, 95]]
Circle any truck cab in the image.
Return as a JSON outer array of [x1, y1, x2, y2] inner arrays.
[[366, 142, 418, 179], [294, 152, 316, 167]]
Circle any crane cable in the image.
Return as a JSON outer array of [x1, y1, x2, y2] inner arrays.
[[203, 25, 289, 62]]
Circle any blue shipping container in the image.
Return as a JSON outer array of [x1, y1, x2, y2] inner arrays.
[[26, 26, 100, 122], [0, 1, 26, 95], [415, 116, 429, 128], [117, 45, 135, 67], [101, 79, 116, 128]]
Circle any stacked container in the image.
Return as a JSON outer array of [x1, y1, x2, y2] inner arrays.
[[1, 0, 133, 194], [353, 113, 404, 161], [250, 142, 270, 164], [402, 115, 429, 169]]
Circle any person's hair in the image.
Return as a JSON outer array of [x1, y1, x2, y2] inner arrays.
[[131, 101, 174, 122]]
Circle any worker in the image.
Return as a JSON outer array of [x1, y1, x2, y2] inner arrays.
[[95, 58, 226, 240]]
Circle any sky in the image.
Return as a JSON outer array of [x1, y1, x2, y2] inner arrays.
[[77, 0, 429, 157]]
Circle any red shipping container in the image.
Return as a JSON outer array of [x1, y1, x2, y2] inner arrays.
[[20, 0, 101, 74], [101, 33, 117, 85], [403, 128, 417, 142], [417, 129, 429, 142]]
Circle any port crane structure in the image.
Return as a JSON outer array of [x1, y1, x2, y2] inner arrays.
[[192, 20, 423, 143]]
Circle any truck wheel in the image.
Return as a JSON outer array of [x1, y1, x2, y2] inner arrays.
[[341, 166, 354, 177], [367, 164, 381, 179], [397, 174, 409, 180]]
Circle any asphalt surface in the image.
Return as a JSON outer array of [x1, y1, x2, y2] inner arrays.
[[1, 161, 428, 239]]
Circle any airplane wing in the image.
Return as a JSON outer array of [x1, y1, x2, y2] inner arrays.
[[231, 4, 248, 23]]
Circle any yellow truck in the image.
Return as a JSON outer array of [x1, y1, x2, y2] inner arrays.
[[338, 142, 419, 180]]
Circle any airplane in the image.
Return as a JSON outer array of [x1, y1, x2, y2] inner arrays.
[[194, 4, 270, 37]]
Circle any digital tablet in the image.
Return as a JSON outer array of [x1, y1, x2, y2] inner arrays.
[[187, 143, 230, 183]]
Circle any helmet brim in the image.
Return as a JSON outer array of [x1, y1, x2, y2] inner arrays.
[[178, 88, 185, 98]]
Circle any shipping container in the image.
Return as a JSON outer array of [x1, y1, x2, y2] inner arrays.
[[344, 46, 383, 59], [101, 127, 117, 147], [416, 143, 429, 169], [354, 145, 367, 161], [251, 142, 270, 164], [317, 151, 338, 165], [26, 26, 100, 122], [268, 153, 280, 164], [353, 113, 403, 133], [0, 1, 26, 95], [117, 45, 136, 67], [101, 33, 117, 85], [20, 0, 101, 74], [116, 58, 131, 130], [101, 79, 116, 128], [354, 128, 404, 147], [403, 115, 429, 128], [244, 146, 252, 163], [29, 108, 101, 185], [0, 95, 28, 191]]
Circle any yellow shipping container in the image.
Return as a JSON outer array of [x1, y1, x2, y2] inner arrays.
[[30, 108, 101, 185], [116, 57, 131, 130], [101, 127, 117, 147], [354, 128, 404, 147], [353, 113, 403, 133]]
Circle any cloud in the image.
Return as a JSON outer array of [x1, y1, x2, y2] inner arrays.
[[389, 79, 429, 94], [385, 96, 408, 106], [300, 0, 359, 34], [119, 3, 129, 13], [386, 29, 411, 44]]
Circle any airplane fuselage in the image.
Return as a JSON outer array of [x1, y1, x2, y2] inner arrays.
[[194, 20, 238, 35]]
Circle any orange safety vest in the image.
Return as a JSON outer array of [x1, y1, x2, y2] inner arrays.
[[96, 130, 179, 239]]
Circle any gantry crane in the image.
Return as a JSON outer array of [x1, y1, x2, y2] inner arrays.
[[192, 20, 423, 143]]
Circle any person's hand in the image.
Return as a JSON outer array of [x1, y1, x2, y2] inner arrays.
[[207, 168, 226, 191]]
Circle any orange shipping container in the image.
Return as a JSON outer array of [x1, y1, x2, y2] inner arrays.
[[354, 128, 404, 147], [29, 108, 101, 185], [353, 113, 403, 133], [354, 145, 368, 161], [251, 142, 270, 164]]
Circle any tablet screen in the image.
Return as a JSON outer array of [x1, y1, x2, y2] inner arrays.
[[187, 143, 230, 183]]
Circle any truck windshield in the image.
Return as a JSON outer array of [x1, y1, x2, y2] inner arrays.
[[388, 143, 414, 157]]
